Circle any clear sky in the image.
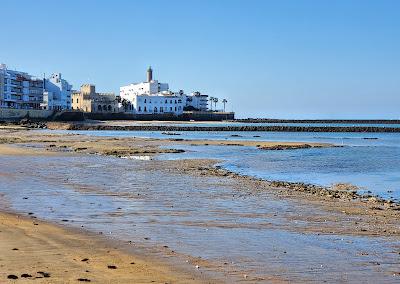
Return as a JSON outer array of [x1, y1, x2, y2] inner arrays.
[[1, 0, 399, 118]]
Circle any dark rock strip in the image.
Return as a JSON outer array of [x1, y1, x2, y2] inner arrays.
[[66, 124, 400, 133]]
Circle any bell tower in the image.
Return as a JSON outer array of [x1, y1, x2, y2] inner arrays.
[[147, 66, 153, 82]]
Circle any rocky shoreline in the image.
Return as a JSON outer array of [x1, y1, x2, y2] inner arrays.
[[181, 163, 400, 212]]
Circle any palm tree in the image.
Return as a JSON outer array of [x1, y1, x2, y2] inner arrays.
[[121, 98, 130, 112], [222, 99, 227, 112], [213, 97, 218, 111], [209, 96, 214, 111]]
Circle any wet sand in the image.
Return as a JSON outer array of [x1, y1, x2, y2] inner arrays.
[[0, 212, 210, 283], [0, 128, 399, 282]]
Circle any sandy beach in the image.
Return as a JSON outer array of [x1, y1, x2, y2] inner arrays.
[[0, 126, 399, 283], [0, 211, 210, 283]]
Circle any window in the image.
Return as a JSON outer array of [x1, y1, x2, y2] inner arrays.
[[144, 106, 147, 112], [138, 106, 141, 111], [170, 107, 172, 111], [76, 98, 79, 103], [175, 107, 177, 111], [170, 100, 172, 104], [175, 100, 177, 104], [98, 105, 102, 111], [154, 107, 158, 112], [160, 107, 163, 112], [165, 99, 167, 104], [144, 99, 147, 103]]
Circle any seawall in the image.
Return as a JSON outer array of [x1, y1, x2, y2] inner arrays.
[[0, 108, 234, 122], [84, 111, 235, 121]]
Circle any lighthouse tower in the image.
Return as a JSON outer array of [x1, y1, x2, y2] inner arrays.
[[147, 66, 153, 82]]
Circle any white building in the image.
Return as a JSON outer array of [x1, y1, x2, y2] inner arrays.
[[0, 64, 44, 109], [120, 67, 185, 115], [185, 91, 208, 111], [41, 73, 72, 110]]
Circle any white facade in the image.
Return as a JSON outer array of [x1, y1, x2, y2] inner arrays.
[[120, 80, 169, 99], [0, 64, 44, 109], [128, 92, 185, 114], [120, 67, 211, 115], [41, 73, 72, 110], [120, 67, 184, 115], [185, 92, 208, 111]]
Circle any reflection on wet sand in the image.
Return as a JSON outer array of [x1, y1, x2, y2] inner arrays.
[[0, 129, 399, 283]]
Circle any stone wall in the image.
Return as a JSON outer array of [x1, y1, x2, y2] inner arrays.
[[85, 111, 235, 121], [0, 108, 54, 121]]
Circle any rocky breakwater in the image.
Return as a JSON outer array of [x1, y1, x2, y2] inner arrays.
[[62, 123, 400, 133]]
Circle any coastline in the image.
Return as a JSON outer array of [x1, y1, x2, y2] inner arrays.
[[0, 128, 398, 235], [0, 211, 212, 283], [0, 127, 399, 282]]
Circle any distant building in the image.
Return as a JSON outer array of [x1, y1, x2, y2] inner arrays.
[[185, 91, 208, 111], [120, 67, 184, 115], [72, 84, 119, 113], [41, 73, 72, 110], [0, 64, 44, 109]]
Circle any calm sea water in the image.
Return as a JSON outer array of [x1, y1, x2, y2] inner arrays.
[[0, 154, 399, 282], [53, 130, 400, 200]]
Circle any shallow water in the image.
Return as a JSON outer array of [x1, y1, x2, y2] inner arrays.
[[50, 130, 400, 199], [0, 153, 399, 283]]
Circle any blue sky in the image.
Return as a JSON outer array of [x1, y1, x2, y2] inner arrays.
[[1, 0, 399, 118]]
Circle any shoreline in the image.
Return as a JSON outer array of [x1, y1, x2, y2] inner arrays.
[[0, 211, 213, 283], [0, 128, 398, 208], [0, 128, 398, 235], [0, 127, 399, 282]]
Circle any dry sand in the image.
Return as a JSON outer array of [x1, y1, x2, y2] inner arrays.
[[0, 212, 210, 283]]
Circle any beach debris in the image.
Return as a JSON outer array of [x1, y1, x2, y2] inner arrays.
[[81, 258, 89, 262], [195, 265, 200, 269], [244, 274, 248, 279], [12, 248, 19, 250], [7, 275, 18, 279], [37, 271, 51, 278], [77, 278, 91, 282], [21, 274, 32, 278], [107, 265, 117, 269]]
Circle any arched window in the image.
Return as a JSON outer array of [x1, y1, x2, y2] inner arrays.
[[108, 105, 112, 111], [103, 105, 107, 111], [165, 99, 167, 104], [154, 107, 158, 112], [138, 106, 141, 111], [144, 99, 147, 103], [98, 105, 102, 111], [144, 106, 147, 112]]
